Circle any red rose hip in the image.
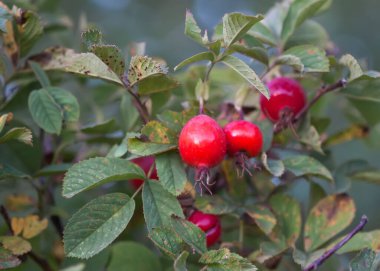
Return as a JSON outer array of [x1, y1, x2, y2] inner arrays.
[[179, 114, 226, 168], [130, 156, 158, 189], [224, 120, 263, 157], [260, 77, 306, 122], [188, 210, 221, 247]]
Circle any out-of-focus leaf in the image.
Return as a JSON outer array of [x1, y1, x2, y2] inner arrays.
[[81, 28, 103, 50], [184, 10, 203, 45], [141, 121, 177, 144], [157, 108, 197, 133], [36, 163, 72, 176], [227, 44, 269, 65], [0, 246, 21, 269], [17, 10, 43, 57], [351, 170, 380, 184], [349, 248, 376, 271], [285, 20, 328, 49], [281, 45, 329, 72], [246, 204, 277, 235], [174, 52, 214, 71], [128, 138, 177, 156], [261, 153, 285, 177], [340, 54, 363, 82], [247, 22, 277, 47], [334, 160, 371, 193], [195, 195, 236, 215], [304, 194, 355, 252], [81, 119, 117, 134], [28, 60, 51, 87], [323, 124, 369, 147], [0, 236, 31, 256], [274, 54, 304, 73], [0, 127, 32, 146], [256, 119, 273, 152], [62, 157, 145, 198], [137, 74, 179, 95], [174, 251, 189, 271], [64, 193, 135, 259], [45, 87, 80, 122], [335, 230, 380, 254]]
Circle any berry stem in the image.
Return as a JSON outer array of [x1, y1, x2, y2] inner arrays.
[[303, 215, 368, 271]]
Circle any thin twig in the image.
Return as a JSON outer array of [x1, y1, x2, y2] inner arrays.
[[0, 205, 14, 235], [303, 215, 368, 271], [121, 76, 150, 124]]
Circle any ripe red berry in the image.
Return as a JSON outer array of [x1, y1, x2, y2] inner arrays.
[[178, 114, 226, 168], [188, 210, 221, 247], [260, 77, 306, 122], [130, 156, 158, 189], [224, 120, 263, 157]]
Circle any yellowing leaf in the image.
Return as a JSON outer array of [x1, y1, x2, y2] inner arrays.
[[0, 236, 31, 256], [22, 215, 48, 239], [5, 194, 34, 211], [11, 217, 24, 236]]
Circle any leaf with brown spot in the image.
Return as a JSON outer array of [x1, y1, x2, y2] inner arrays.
[[304, 193, 355, 252], [246, 204, 277, 236], [141, 121, 177, 144], [0, 246, 21, 269], [5, 194, 34, 211], [22, 215, 48, 239], [0, 236, 31, 256]]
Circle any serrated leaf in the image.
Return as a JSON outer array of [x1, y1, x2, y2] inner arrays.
[[141, 121, 177, 144], [81, 119, 117, 134], [269, 194, 301, 246], [137, 74, 179, 95], [62, 157, 145, 198], [335, 230, 380, 254], [174, 251, 189, 271], [0, 246, 21, 269], [246, 204, 277, 235], [200, 248, 257, 271], [64, 193, 135, 259], [340, 54, 363, 82], [148, 227, 184, 258], [274, 54, 304, 73], [128, 138, 177, 156], [282, 45, 329, 72], [157, 109, 197, 133], [227, 44, 269, 65], [0, 236, 31, 256], [126, 56, 168, 87], [28, 89, 63, 135], [221, 55, 269, 98], [184, 10, 203, 45], [142, 180, 184, 231], [46, 87, 80, 122], [304, 194, 355, 252], [0, 127, 32, 146], [18, 10, 43, 57], [107, 241, 161, 271], [222, 13, 263, 47], [261, 153, 284, 177], [29, 47, 123, 85], [281, 0, 328, 43], [81, 28, 103, 51], [350, 248, 376, 271], [155, 152, 186, 195], [195, 195, 236, 215], [29, 60, 51, 87], [175, 52, 214, 71], [283, 155, 333, 182], [171, 217, 207, 254], [91, 45, 125, 77]]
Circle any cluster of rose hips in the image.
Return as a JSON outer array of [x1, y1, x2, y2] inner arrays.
[[130, 77, 306, 247]]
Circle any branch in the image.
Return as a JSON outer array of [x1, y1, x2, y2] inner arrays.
[[303, 215, 368, 271], [121, 76, 150, 124], [0, 205, 14, 235]]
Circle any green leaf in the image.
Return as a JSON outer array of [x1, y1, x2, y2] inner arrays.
[[200, 248, 257, 271], [351, 170, 380, 184], [222, 13, 263, 48], [304, 194, 356, 252], [227, 44, 269, 65], [29, 60, 51, 87], [148, 227, 184, 258], [171, 217, 207, 254], [107, 241, 161, 271], [28, 89, 63, 135], [343, 77, 380, 103], [274, 54, 304, 73], [30, 47, 123, 85], [246, 204, 277, 235], [334, 160, 371, 193], [256, 119, 273, 152], [155, 152, 187, 195], [0, 6, 11, 33], [45, 87, 80, 122], [62, 157, 145, 198], [221, 55, 269, 98], [141, 121, 177, 144], [0, 246, 21, 269], [36, 163, 72, 177], [174, 251, 189, 271], [81, 119, 117, 134], [0, 127, 32, 146], [127, 55, 168, 87], [298, 115, 323, 153], [195, 195, 236, 215], [137, 74, 179, 95], [157, 108, 197, 133], [184, 10, 203, 45], [0, 236, 31, 256], [281, 45, 329, 72], [0, 163, 30, 180], [90, 45, 125, 78], [247, 22, 277, 47], [283, 155, 333, 182], [128, 138, 177, 156], [64, 193, 135, 259], [261, 153, 284, 177], [350, 248, 376, 271], [142, 180, 184, 231], [340, 54, 363, 82], [269, 194, 301, 246], [286, 20, 329, 49], [81, 28, 103, 51], [336, 230, 380, 254], [281, 0, 328, 43], [18, 10, 43, 57], [174, 52, 214, 71]]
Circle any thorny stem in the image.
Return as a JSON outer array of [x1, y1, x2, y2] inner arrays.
[[303, 215, 368, 271], [121, 76, 150, 124], [0, 206, 53, 271], [274, 79, 347, 134]]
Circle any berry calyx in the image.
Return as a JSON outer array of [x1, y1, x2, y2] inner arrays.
[[179, 114, 226, 168], [224, 120, 263, 158], [260, 77, 306, 122], [188, 210, 221, 247], [130, 156, 158, 189]]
